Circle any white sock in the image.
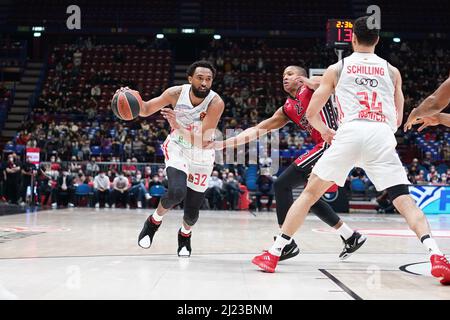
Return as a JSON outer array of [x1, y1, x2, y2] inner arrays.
[[152, 210, 164, 222], [269, 234, 291, 257], [337, 223, 354, 240], [422, 236, 443, 256], [180, 225, 191, 235]]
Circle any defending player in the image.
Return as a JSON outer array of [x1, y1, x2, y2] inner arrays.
[[252, 17, 450, 285], [215, 66, 366, 261], [129, 60, 224, 257]]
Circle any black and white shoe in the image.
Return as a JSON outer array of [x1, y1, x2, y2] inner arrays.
[[138, 216, 161, 249], [272, 236, 300, 262], [177, 229, 192, 257], [339, 231, 367, 260]]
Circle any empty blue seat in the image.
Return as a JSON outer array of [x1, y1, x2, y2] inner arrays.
[[15, 144, 25, 154], [91, 146, 102, 156], [149, 185, 166, 197]]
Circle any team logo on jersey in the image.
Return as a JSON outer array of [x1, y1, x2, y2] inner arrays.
[[355, 77, 379, 87], [200, 111, 207, 121], [294, 102, 303, 116], [188, 174, 194, 183]]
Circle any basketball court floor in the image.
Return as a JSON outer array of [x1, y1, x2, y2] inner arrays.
[[0, 207, 449, 300]]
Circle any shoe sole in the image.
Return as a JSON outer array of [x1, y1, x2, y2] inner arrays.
[[252, 258, 275, 273], [138, 235, 151, 249], [339, 237, 367, 261], [178, 246, 191, 257], [279, 247, 300, 262]]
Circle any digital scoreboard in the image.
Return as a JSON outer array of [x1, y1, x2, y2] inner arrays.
[[326, 19, 353, 47]]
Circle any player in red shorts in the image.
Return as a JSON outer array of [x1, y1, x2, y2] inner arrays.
[[215, 65, 366, 261]]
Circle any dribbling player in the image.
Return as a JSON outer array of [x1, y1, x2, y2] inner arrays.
[[252, 16, 450, 285], [132, 60, 224, 257], [215, 66, 366, 260]]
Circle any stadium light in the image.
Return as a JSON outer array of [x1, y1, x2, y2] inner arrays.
[[181, 28, 196, 34], [213, 34, 221, 40], [156, 34, 164, 39], [33, 32, 42, 37], [393, 37, 401, 43]]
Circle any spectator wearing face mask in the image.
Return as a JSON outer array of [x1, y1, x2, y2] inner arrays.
[[223, 172, 242, 210], [4, 153, 21, 204], [129, 171, 151, 208], [52, 167, 75, 208], [93, 170, 110, 208], [205, 170, 223, 210], [111, 173, 129, 208]]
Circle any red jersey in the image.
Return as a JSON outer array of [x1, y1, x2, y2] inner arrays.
[[282, 86, 338, 144]]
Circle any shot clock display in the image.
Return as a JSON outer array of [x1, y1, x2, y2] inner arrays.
[[326, 19, 354, 47]]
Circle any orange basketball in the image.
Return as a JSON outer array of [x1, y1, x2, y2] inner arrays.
[[111, 89, 143, 121]]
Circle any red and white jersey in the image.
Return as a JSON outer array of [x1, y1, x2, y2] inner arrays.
[[170, 84, 217, 149], [334, 52, 397, 131], [282, 85, 338, 145]]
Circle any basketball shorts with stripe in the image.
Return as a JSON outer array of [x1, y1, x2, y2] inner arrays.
[[161, 137, 215, 193], [312, 120, 410, 191]]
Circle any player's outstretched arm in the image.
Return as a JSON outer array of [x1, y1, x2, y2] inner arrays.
[[404, 77, 450, 131], [139, 86, 182, 117], [413, 113, 450, 131], [217, 107, 289, 150], [305, 66, 336, 144]]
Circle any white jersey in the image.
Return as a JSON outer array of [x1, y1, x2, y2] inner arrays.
[[169, 84, 217, 149], [335, 52, 397, 131]]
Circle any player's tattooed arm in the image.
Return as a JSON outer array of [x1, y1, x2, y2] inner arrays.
[[139, 86, 182, 117]]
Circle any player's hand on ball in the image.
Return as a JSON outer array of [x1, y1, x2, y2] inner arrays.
[[321, 128, 336, 145], [161, 108, 180, 130], [115, 86, 130, 94]]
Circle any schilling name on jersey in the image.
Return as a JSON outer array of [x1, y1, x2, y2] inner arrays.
[[346, 65, 385, 76]]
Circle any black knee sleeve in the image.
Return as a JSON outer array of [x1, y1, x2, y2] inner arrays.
[[386, 184, 410, 202], [160, 167, 188, 209], [183, 207, 200, 226], [274, 164, 308, 225], [183, 188, 206, 226], [310, 198, 341, 227], [161, 186, 187, 208]]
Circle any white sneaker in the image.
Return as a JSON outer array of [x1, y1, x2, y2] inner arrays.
[[19, 202, 26, 206], [145, 193, 151, 200], [95, 203, 100, 208], [51, 203, 57, 208], [126, 204, 130, 209], [137, 201, 142, 208], [105, 203, 110, 208], [68, 203, 75, 207], [112, 204, 116, 208]]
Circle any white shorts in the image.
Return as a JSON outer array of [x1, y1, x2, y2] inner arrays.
[[312, 120, 410, 191], [161, 136, 215, 193]]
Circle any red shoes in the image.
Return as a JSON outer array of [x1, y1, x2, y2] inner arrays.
[[252, 251, 280, 273], [430, 254, 450, 285]]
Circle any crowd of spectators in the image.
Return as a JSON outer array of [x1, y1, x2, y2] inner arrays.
[[2, 36, 449, 209]]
